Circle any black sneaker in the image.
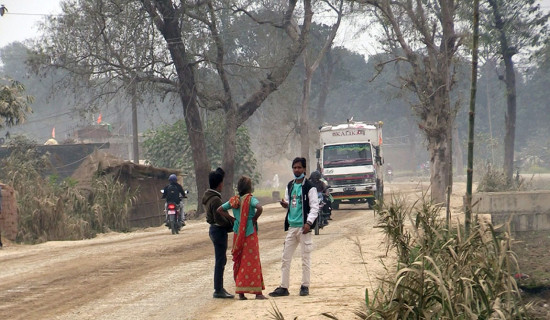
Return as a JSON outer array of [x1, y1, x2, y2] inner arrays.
[[299, 285, 309, 296], [268, 287, 289, 297]]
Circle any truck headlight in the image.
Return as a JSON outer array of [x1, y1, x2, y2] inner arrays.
[[364, 173, 375, 183]]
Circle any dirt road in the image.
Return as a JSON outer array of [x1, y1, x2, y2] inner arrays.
[[0, 182, 429, 320]]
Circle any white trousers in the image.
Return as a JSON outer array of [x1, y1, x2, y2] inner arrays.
[[280, 227, 313, 289]]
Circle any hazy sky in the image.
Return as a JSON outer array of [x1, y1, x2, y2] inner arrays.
[[0, 1, 61, 48], [1, 0, 550, 51]]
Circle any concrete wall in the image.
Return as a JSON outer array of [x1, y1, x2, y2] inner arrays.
[[471, 191, 550, 231], [0, 183, 17, 241]]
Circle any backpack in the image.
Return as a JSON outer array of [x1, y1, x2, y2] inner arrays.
[[165, 184, 180, 203]]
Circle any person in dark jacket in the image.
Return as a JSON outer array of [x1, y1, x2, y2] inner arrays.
[[269, 157, 319, 297], [202, 167, 235, 299], [162, 174, 187, 225]]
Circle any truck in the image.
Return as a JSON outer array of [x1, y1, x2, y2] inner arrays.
[[316, 120, 384, 210]]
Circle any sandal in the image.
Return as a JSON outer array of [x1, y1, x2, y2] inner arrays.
[[255, 294, 268, 300], [239, 294, 248, 300]]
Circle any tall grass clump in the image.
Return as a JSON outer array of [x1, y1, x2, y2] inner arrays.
[[356, 195, 530, 319], [0, 137, 136, 243], [477, 164, 530, 192], [86, 175, 136, 233]]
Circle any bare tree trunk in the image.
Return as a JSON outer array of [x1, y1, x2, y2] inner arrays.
[[299, 0, 342, 164], [316, 49, 334, 125], [425, 95, 452, 204], [485, 61, 495, 164], [407, 116, 417, 173], [142, 0, 210, 211], [300, 59, 312, 161], [131, 84, 139, 163], [488, 0, 517, 181], [503, 58, 517, 180], [221, 107, 238, 200], [453, 117, 463, 176], [466, 0, 480, 235]]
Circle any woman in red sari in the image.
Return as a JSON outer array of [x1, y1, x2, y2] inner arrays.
[[217, 176, 267, 300]]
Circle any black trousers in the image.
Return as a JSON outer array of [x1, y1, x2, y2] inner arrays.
[[209, 224, 229, 291]]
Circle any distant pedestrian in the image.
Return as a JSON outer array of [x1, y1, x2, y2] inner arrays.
[[272, 173, 280, 189]]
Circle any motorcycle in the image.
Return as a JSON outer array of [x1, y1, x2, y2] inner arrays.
[[166, 202, 182, 234], [314, 191, 332, 235], [386, 168, 393, 183], [161, 189, 188, 235]]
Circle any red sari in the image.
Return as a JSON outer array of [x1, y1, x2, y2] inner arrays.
[[230, 194, 265, 294]]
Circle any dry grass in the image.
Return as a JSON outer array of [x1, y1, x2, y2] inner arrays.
[[353, 194, 532, 320], [0, 137, 136, 243]]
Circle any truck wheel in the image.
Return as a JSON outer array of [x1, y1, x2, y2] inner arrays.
[[314, 220, 320, 235]]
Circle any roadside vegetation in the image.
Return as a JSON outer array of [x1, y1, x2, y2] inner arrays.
[[353, 195, 531, 319], [0, 136, 136, 243]]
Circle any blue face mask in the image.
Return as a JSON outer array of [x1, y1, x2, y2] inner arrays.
[[294, 172, 305, 179]]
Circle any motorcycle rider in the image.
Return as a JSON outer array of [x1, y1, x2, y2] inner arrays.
[[309, 170, 332, 224], [162, 174, 187, 226]]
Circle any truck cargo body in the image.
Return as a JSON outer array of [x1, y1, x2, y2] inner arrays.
[[317, 121, 384, 209]]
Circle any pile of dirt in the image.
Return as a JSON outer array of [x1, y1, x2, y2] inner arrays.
[[70, 150, 128, 185]]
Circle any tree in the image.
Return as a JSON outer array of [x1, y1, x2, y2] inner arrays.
[[34, 0, 169, 163], [299, 0, 343, 161], [143, 115, 259, 193], [0, 78, 33, 130], [482, 0, 549, 181], [466, 0, 480, 235], [35, 0, 313, 208], [148, 0, 313, 200], [353, 0, 461, 203]]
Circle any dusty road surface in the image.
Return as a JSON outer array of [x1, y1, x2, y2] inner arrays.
[[0, 182, 452, 320]]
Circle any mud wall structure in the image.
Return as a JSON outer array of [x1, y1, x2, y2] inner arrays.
[[472, 191, 550, 231]]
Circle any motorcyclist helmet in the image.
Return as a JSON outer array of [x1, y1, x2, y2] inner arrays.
[[169, 174, 177, 183], [310, 170, 322, 180]]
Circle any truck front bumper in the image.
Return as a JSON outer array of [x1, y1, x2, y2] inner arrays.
[[329, 184, 376, 200]]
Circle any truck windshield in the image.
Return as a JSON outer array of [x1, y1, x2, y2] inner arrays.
[[323, 143, 373, 168]]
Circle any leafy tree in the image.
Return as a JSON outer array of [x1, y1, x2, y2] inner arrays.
[[142, 115, 259, 195], [0, 78, 33, 130]]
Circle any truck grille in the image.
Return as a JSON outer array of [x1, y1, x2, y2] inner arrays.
[[328, 178, 363, 186]]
